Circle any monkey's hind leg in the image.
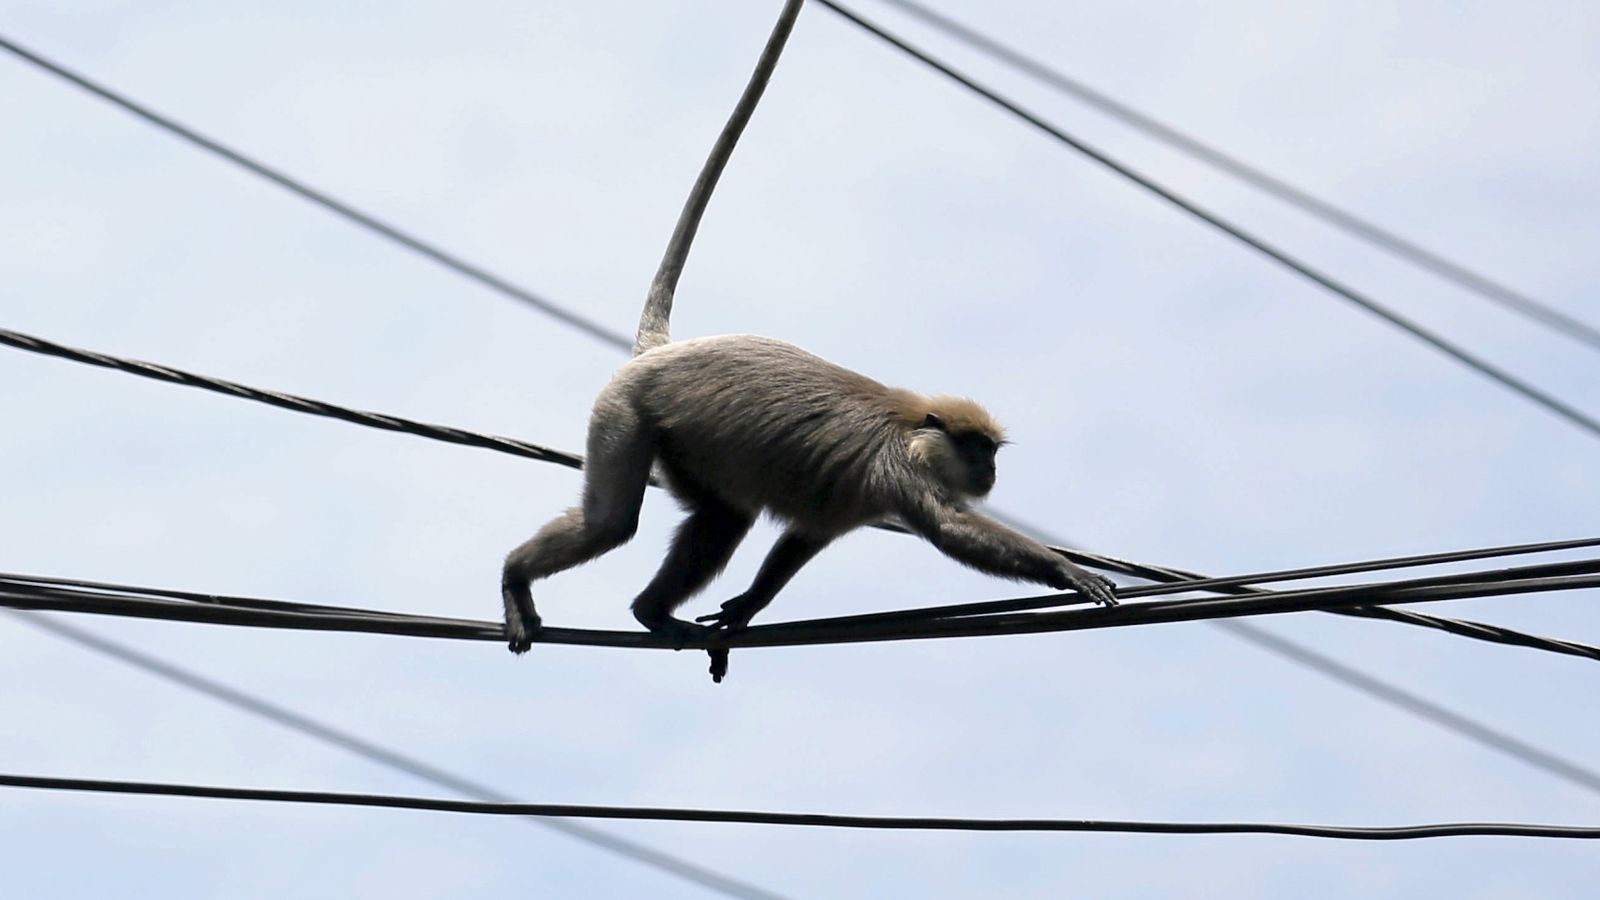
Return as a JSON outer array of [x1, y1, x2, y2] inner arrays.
[[630, 500, 754, 649], [696, 528, 833, 633], [501, 400, 657, 654]]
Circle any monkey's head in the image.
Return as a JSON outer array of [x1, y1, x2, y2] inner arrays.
[[906, 397, 1008, 498]]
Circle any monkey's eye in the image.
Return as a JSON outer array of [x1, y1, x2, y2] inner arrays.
[[957, 433, 999, 457]]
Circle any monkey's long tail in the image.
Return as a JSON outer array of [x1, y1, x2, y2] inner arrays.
[[634, 0, 804, 358]]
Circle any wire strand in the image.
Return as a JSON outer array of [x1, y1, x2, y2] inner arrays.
[[5, 19, 1595, 838], [862, 0, 1600, 353], [0, 34, 634, 353], [1, 325, 1591, 662], [5, 612, 788, 900], [4, 558, 1597, 652], [813, 0, 1600, 441], [3, 772, 1595, 840]]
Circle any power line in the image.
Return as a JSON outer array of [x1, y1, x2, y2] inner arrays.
[[8, 23, 1594, 443], [0, 324, 1587, 661], [863, 0, 1600, 353], [1210, 619, 1600, 795], [4, 771, 1595, 841], [0, 35, 632, 353], [6, 612, 789, 900], [1001, 517, 1600, 797], [4, 16, 1593, 842], [6, 558, 1598, 652], [812, 0, 1600, 442], [0, 328, 585, 470]]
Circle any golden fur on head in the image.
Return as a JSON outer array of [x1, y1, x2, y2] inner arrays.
[[897, 394, 1006, 497], [893, 392, 1006, 441]]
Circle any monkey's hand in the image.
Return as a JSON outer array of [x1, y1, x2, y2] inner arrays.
[[694, 592, 764, 633], [1050, 563, 1119, 608]]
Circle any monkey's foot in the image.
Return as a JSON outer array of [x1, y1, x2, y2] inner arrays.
[[503, 610, 542, 654], [640, 615, 713, 651], [693, 593, 762, 632]]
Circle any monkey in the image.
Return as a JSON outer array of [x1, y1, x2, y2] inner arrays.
[[500, 330, 1118, 653], [499, 0, 1117, 665]]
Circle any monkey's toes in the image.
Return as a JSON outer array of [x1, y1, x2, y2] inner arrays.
[[504, 616, 540, 655], [646, 616, 713, 650]]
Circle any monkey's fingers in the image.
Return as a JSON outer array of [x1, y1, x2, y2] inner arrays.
[[1077, 575, 1119, 608]]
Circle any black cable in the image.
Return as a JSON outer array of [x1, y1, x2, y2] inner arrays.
[[1209, 619, 1600, 794], [0, 328, 585, 470], [5, 559, 1598, 651], [5, 612, 789, 900], [813, 0, 1600, 441], [4, 17, 1593, 840], [10, 24, 1594, 441], [1000, 517, 1600, 797], [800, 534, 1600, 625], [3, 771, 1595, 840], [0, 34, 634, 353], [2, 325, 1580, 660], [863, 0, 1600, 353]]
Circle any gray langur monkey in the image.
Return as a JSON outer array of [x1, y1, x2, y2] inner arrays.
[[500, 0, 1116, 661]]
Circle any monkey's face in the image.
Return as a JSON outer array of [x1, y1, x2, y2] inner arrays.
[[952, 430, 1000, 497], [913, 426, 1001, 498]]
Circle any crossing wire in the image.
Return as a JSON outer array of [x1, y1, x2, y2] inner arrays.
[[3, 10, 1597, 843], [5, 557, 1599, 651], [863, 0, 1600, 353], [5, 611, 788, 900], [810, 0, 1600, 441], [0, 324, 1584, 661]]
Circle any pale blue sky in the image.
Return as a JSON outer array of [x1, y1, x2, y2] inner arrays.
[[1, 1, 1597, 897]]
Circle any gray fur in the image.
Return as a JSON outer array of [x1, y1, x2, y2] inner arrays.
[[501, 333, 1116, 655]]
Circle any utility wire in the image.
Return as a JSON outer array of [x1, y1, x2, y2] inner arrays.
[[862, 0, 1600, 353], [4, 771, 1596, 841], [812, 0, 1600, 442], [1210, 619, 1600, 794], [1001, 517, 1600, 797], [0, 35, 632, 353], [8, 24, 1594, 442], [4, 17, 1594, 839], [0, 325, 1584, 660], [0, 328, 584, 471], [5, 612, 788, 900], [2, 23, 1584, 647], [5, 559, 1599, 651]]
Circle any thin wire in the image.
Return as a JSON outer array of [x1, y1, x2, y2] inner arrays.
[[5, 559, 1598, 650], [0, 34, 634, 352], [812, 0, 1600, 441], [5, 613, 788, 900], [4, 17, 1594, 841], [999, 516, 1600, 797], [1210, 619, 1600, 794], [0, 328, 585, 470], [0, 325, 1590, 661], [863, 0, 1600, 353], [10, 23, 1594, 442], [4, 771, 1596, 840]]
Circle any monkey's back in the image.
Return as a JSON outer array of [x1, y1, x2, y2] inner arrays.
[[613, 335, 919, 529]]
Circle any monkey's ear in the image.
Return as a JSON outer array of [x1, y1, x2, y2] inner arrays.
[[921, 413, 946, 431]]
